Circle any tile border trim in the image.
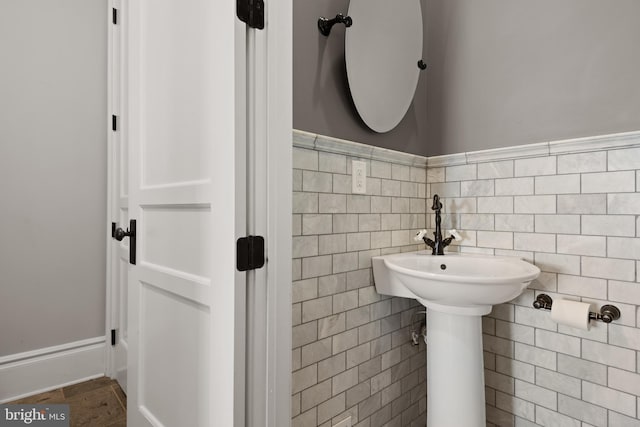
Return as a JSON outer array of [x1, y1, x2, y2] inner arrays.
[[293, 129, 428, 167], [294, 129, 640, 168], [431, 130, 640, 167], [548, 131, 640, 155]]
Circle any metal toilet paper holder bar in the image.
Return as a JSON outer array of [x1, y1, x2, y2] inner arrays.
[[533, 294, 621, 324]]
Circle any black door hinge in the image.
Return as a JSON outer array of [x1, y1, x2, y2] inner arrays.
[[112, 8, 118, 25], [237, 236, 265, 271], [112, 115, 117, 131], [111, 329, 117, 346], [237, 0, 264, 29]]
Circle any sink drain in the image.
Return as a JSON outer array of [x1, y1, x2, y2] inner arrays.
[[440, 264, 447, 270]]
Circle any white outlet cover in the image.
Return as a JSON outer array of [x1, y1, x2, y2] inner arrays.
[[352, 160, 367, 194]]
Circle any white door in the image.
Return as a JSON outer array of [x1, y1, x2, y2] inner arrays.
[[124, 0, 245, 426], [108, 0, 292, 425]]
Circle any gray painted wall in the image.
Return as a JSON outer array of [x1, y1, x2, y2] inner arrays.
[[294, 0, 640, 157], [293, 0, 429, 156], [0, 0, 107, 356], [426, 0, 640, 156]]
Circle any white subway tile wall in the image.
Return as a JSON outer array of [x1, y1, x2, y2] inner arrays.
[[294, 131, 640, 427], [428, 141, 640, 426], [292, 144, 427, 427]]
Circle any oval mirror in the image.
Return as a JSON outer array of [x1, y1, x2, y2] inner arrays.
[[345, 0, 423, 133]]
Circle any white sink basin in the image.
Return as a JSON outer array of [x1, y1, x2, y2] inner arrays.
[[372, 250, 540, 427], [372, 251, 540, 315]]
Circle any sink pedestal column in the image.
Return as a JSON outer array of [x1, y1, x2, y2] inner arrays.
[[423, 301, 490, 427]]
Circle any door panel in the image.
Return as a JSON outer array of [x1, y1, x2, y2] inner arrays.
[[138, 284, 209, 427], [139, 0, 216, 187], [141, 206, 212, 278], [126, 0, 242, 426]]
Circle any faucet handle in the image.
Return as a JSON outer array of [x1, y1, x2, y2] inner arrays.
[[447, 229, 461, 240], [414, 229, 428, 242]]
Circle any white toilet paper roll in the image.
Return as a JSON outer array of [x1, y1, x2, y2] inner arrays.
[[550, 299, 591, 330]]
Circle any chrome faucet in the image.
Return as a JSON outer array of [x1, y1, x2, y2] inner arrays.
[[419, 194, 456, 255]]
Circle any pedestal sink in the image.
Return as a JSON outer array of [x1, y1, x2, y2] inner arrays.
[[372, 251, 540, 427]]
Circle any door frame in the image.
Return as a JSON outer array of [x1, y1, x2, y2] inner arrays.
[[105, 0, 292, 425], [105, 0, 122, 384], [244, 0, 293, 424]]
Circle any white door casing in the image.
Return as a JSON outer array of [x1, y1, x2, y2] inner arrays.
[[125, 0, 245, 425], [244, 1, 292, 425]]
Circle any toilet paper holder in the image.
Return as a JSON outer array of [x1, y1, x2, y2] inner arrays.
[[533, 294, 621, 324]]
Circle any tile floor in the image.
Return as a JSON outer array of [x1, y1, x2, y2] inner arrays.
[[9, 377, 126, 426]]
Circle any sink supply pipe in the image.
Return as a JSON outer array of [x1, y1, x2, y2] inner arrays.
[[409, 309, 427, 345]]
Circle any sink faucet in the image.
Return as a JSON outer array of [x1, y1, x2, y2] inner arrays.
[[418, 194, 456, 255]]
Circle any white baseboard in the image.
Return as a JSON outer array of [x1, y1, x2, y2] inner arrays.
[[0, 336, 106, 403]]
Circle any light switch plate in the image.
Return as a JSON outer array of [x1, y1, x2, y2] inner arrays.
[[352, 160, 367, 194]]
